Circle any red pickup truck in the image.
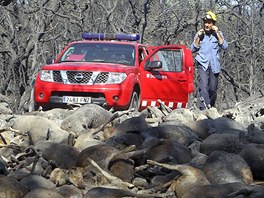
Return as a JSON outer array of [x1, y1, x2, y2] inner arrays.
[[34, 33, 194, 111]]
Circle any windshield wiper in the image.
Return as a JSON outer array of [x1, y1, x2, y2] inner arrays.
[[58, 60, 84, 63], [91, 59, 106, 63]]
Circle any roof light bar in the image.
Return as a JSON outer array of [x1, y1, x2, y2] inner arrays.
[[82, 32, 140, 41]]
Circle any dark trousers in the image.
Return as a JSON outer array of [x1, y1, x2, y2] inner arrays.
[[197, 63, 219, 110]]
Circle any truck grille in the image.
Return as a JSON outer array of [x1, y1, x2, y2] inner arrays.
[[53, 71, 62, 82], [97, 72, 109, 83], [52, 71, 109, 84], [67, 71, 92, 84]]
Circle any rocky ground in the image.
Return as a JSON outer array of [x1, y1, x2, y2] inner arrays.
[[0, 93, 263, 198]]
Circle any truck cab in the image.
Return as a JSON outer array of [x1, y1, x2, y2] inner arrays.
[[34, 33, 194, 111]]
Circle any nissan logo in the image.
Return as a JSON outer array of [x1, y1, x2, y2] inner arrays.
[[74, 73, 84, 81]]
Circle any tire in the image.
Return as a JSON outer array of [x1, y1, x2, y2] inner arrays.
[[128, 91, 140, 112], [33, 103, 39, 111], [33, 103, 43, 111]]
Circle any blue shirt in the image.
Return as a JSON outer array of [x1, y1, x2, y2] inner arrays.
[[190, 31, 228, 73]]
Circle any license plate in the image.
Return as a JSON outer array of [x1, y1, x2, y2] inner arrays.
[[62, 96, 91, 104]]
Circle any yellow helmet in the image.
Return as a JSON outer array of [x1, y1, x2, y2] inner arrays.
[[203, 11, 217, 22]]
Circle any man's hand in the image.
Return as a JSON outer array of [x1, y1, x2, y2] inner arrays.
[[212, 25, 219, 32], [212, 25, 223, 44], [198, 29, 204, 38], [194, 29, 204, 47]]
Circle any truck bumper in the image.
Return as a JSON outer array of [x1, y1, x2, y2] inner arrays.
[[34, 81, 133, 110]]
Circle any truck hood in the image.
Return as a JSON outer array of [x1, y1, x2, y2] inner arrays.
[[40, 62, 137, 73]]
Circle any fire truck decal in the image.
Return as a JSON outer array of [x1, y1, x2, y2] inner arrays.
[[146, 73, 167, 79], [141, 100, 184, 109], [142, 101, 148, 107], [168, 102, 174, 108], [150, 101, 156, 107], [177, 102, 183, 108]]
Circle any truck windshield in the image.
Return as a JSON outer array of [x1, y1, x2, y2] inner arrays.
[[58, 43, 136, 66]]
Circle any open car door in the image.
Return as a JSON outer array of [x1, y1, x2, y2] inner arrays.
[[139, 45, 194, 109]]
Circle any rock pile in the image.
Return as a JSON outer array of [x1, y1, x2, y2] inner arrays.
[[0, 95, 263, 197]]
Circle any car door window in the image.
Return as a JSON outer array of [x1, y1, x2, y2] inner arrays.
[[147, 49, 183, 72]]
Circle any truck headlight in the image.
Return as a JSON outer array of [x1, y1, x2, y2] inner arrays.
[[40, 70, 54, 82], [107, 72, 127, 84]]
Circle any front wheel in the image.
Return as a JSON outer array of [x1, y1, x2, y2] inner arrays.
[[128, 91, 140, 112]]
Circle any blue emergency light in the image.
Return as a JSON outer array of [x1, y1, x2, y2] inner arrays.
[[82, 32, 140, 41]]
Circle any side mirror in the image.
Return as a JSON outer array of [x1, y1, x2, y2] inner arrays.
[[46, 57, 54, 64], [145, 61, 162, 71]]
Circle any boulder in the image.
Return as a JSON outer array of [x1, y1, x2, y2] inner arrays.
[[12, 115, 69, 144], [61, 104, 113, 136]]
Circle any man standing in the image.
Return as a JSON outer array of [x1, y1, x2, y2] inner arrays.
[[191, 11, 228, 110]]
